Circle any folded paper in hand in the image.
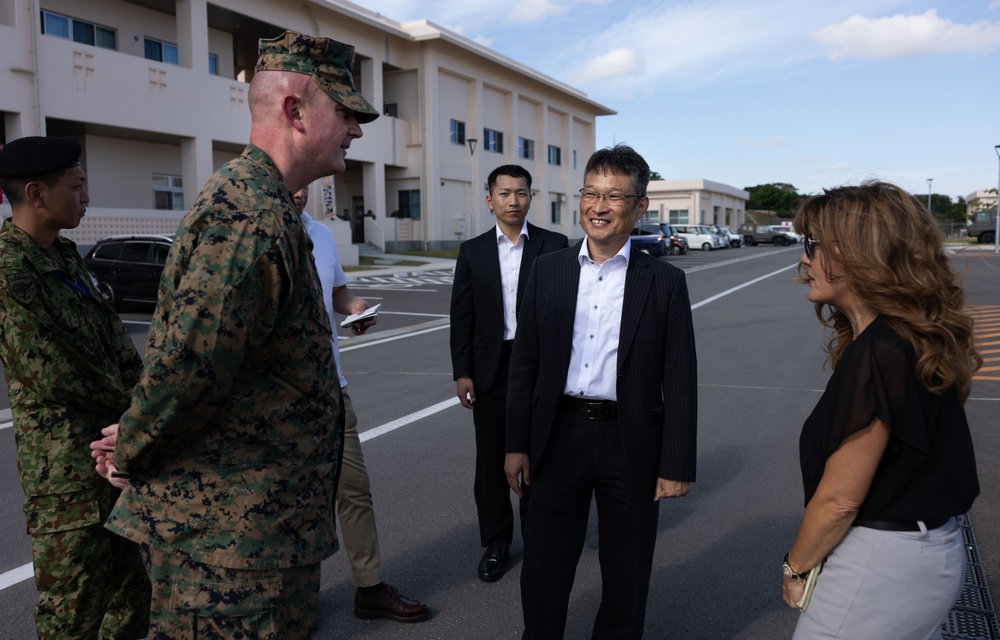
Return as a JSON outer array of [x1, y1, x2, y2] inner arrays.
[[796, 561, 822, 612], [340, 303, 382, 328]]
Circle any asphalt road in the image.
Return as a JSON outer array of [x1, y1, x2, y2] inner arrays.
[[0, 244, 997, 639]]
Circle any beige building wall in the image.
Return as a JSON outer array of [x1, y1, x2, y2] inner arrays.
[[967, 189, 998, 217], [646, 179, 749, 231], [1, 0, 613, 255]]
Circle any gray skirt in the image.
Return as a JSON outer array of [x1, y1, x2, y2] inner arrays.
[[792, 517, 964, 640]]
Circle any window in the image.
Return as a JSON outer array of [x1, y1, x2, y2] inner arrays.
[[572, 150, 577, 169], [208, 53, 219, 76], [383, 103, 398, 118], [518, 137, 534, 160], [41, 11, 116, 50], [548, 145, 561, 166], [152, 242, 171, 266], [145, 37, 179, 65], [398, 189, 421, 220], [483, 128, 503, 153], [450, 119, 465, 145], [551, 201, 561, 225], [668, 209, 689, 224], [93, 242, 123, 261], [642, 210, 658, 223], [153, 174, 184, 210], [120, 242, 151, 264]]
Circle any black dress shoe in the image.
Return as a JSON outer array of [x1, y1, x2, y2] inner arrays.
[[477, 541, 510, 582]]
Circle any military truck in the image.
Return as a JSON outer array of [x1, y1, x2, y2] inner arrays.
[[969, 209, 998, 244], [739, 223, 799, 246]]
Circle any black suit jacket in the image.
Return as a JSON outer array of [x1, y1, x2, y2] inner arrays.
[[505, 244, 698, 497], [450, 223, 569, 393]]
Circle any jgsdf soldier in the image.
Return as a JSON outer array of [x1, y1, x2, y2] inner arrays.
[[90, 31, 379, 638], [0, 137, 150, 639]]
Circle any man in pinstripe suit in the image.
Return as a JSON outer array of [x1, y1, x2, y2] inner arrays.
[[504, 144, 698, 639]]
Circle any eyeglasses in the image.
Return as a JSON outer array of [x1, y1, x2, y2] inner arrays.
[[803, 236, 820, 259], [579, 189, 643, 206]]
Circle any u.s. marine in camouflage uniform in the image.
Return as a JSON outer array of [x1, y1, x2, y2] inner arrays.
[[93, 30, 380, 639], [0, 136, 150, 639]]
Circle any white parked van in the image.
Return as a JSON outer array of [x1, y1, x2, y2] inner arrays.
[[674, 224, 724, 251]]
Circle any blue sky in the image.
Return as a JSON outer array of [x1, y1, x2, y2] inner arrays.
[[357, 0, 1000, 200]]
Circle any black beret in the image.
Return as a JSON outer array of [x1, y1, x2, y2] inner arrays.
[[0, 136, 82, 179]]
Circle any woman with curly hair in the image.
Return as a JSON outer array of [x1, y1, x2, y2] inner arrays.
[[780, 181, 981, 639]]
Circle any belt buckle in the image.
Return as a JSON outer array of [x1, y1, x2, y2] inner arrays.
[[584, 401, 607, 421]]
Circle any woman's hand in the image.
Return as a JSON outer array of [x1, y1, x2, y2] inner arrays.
[[782, 574, 806, 609]]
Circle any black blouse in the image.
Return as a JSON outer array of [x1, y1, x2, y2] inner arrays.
[[799, 316, 979, 520]]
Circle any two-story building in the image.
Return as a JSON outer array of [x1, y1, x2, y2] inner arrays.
[[0, 0, 614, 257]]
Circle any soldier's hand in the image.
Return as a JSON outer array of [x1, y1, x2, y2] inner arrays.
[[90, 424, 128, 489], [456, 377, 476, 409]]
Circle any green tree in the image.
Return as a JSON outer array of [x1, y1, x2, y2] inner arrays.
[[937, 196, 967, 223], [650, 171, 663, 181], [743, 183, 802, 217]]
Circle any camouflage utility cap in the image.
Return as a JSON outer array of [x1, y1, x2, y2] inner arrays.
[[256, 31, 379, 124]]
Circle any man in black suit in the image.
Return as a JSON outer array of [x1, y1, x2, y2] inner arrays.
[[450, 164, 569, 582], [504, 145, 697, 639]]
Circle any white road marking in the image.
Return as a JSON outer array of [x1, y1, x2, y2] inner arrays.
[[0, 563, 32, 590], [691, 264, 798, 310], [359, 397, 461, 443]]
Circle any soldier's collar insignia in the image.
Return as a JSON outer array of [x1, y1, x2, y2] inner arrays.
[[4, 273, 37, 305]]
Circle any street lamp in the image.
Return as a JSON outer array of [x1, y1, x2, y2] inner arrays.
[[467, 138, 478, 239], [927, 178, 933, 214], [994, 145, 999, 254]]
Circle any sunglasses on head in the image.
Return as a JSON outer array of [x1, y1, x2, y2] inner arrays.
[[804, 236, 820, 259]]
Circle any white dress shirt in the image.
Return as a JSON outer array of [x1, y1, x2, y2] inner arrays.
[[563, 239, 630, 401], [497, 221, 529, 341]]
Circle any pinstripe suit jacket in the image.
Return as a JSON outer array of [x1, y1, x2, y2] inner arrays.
[[505, 243, 698, 497]]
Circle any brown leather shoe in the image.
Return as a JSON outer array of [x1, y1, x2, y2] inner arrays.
[[354, 584, 429, 623]]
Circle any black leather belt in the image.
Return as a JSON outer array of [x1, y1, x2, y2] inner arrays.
[[853, 517, 950, 532], [561, 395, 618, 421]]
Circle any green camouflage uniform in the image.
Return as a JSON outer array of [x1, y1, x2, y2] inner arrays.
[[105, 144, 344, 636], [0, 218, 151, 639]]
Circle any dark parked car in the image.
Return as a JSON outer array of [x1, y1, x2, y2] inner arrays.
[[629, 225, 669, 257], [84, 234, 173, 309], [659, 224, 689, 255], [631, 223, 688, 256]]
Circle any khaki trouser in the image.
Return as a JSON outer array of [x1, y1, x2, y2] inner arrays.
[[336, 390, 383, 588]]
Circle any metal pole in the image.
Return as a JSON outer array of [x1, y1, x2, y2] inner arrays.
[[927, 178, 932, 214], [994, 146, 999, 254]]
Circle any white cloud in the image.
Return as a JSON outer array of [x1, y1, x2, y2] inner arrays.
[[583, 48, 645, 82], [738, 135, 787, 149], [508, 0, 567, 24], [561, 0, 883, 91], [812, 10, 1000, 60], [991, 0, 1000, 10]]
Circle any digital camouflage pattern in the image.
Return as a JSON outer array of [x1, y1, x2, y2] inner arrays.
[[0, 218, 150, 638], [255, 30, 379, 124], [106, 143, 345, 571], [142, 543, 320, 640]]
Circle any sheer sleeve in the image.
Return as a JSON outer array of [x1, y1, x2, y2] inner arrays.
[[823, 323, 930, 464]]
